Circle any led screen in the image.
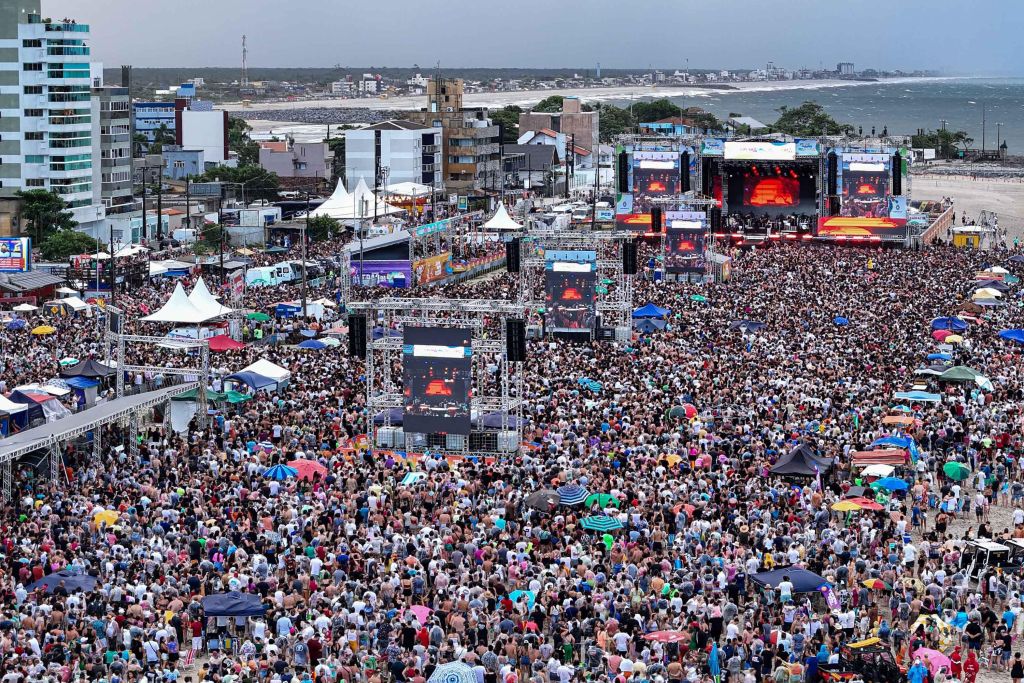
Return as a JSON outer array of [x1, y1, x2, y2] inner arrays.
[[402, 326, 473, 435], [545, 261, 596, 332]]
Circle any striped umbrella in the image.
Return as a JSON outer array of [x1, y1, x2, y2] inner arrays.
[[557, 483, 589, 506], [580, 515, 624, 532], [263, 464, 298, 481]]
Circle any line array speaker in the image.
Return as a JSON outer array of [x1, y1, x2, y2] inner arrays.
[[617, 152, 629, 193], [892, 153, 902, 195], [826, 151, 838, 195], [506, 318, 526, 362], [622, 240, 638, 275], [650, 206, 662, 234], [505, 237, 521, 273], [347, 313, 367, 358]]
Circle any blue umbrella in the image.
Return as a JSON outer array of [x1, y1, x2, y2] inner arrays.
[[299, 329, 317, 338], [508, 590, 536, 610], [872, 477, 909, 491], [927, 352, 952, 361], [263, 464, 298, 480], [557, 483, 588, 506], [428, 662, 477, 683], [580, 515, 624, 532], [297, 339, 327, 350], [5, 318, 26, 330], [833, 316, 849, 326], [999, 329, 1024, 344], [27, 570, 97, 594], [930, 316, 968, 331]]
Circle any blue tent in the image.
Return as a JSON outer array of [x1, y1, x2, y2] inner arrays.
[[750, 567, 828, 594], [297, 339, 327, 350], [634, 318, 667, 334], [275, 303, 302, 318], [833, 316, 849, 326], [894, 390, 941, 403], [999, 329, 1024, 344], [931, 316, 968, 331], [201, 592, 268, 617], [481, 412, 527, 429], [632, 303, 669, 319], [27, 570, 97, 594], [373, 407, 403, 426], [224, 371, 278, 390], [927, 352, 952, 361], [871, 435, 921, 460], [729, 319, 766, 333]]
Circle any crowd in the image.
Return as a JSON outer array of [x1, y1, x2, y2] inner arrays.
[[0, 234, 1023, 683]]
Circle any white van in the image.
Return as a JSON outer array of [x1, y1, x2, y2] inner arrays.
[[246, 266, 280, 287]]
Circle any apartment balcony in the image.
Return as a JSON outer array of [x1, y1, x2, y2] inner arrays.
[[422, 144, 439, 154], [47, 47, 90, 57]]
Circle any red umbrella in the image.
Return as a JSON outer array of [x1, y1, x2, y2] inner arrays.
[[287, 459, 328, 481], [845, 496, 884, 511], [931, 329, 952, 341], [643, 630, 689, 643], [208, 334, 246, 352], [682, 403, 698, 419]]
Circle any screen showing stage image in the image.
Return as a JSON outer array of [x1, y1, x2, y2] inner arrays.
[[727, 169, 817, 217], [665, 226, 706, 274], [632, 152, 680, 214], [545, 261, 596, 332], [402, 326, 473, 435]]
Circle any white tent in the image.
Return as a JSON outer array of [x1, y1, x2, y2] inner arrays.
[[311, 177, 404, 220], [12, 303, 38, 312], [482, 203, 524, 231], [188, 278, 232, 318], [0, 395, 26, 414], [307, 178, 350, 218], [61, 296, 91, 312], [241, 358, 291, 383], [385, 181, 433, 198], [114, 244, 149, 258], [141, 282, 218, 324]]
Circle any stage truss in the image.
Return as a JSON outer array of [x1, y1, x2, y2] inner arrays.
[[519, 228, 636, 335], [346, 297, 527, 458]]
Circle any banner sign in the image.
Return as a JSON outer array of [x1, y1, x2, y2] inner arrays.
[[0, 238, 31, 272], [413, 252, 452, 285]]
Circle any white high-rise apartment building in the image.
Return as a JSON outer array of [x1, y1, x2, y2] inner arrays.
[[0, 0, 105, 233]]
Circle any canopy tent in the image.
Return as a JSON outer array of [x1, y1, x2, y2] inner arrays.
[[634, 318, 667, 334], [930, 316, 968, 331], [306, 178, 350, 217], [26, 570, 97, 594], [201, 592, 268, 617], [894, 390, 942, 403], [633, 303, 670, 319], [769, 443, 833, 476], [749, 567, 828, 594], [240, 359, 291, 383], [223, 372, 278, 391], [482, 203, 523, 231], [141, 282, 219, 324], [45, 296, 90, 312], [208, 334, 246, 352], [171, 388, 251, 404], [188, 278, 232, 318], [9, 390, 71, 423], [60, 359, 116, 379], [938, 366, 980, 382], [373, 407, 404, 426], [385, 181, 433, 198], [310, 177, 403, 220]]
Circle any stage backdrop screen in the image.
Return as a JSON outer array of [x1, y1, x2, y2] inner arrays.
[[545, 259, 596, 333], [664, 211, 706, 274], [817, 152, 907, 240], [402, 326, 473, 435], [618, 151, 681, 228], [727, 171, 817, 217]]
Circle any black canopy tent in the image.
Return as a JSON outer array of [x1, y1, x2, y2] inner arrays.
[[769, 443, 833, 477]]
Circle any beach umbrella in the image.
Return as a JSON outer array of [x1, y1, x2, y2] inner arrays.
[[428, 662, 477, 683], [5, 318, 26, 330], [557, 483, 589, 506], [508, 590, 536, 610], [27, 570, 97, 594], [871, 477, 909, 491], [846, 497, 884, 511], [246, 312, 271, 322], [944, 334, 964, 344], [660, 453, 682, 467], [914, 648, 952, 675], [931, 329, 952, 341], [833, 316, 849, 326], [1009, 255, 1024, 264], [12, 303, 38, 312], [861, 464, 895, 478], [862, 578, 891, 590], [93, 509, 119, 526], [973, 287, 1003, 299], [831, 500, 862, 512], [580, 515, 624, 532], [407, 605, 432, 625], [668, 404, 697, 419], [400, 472, 428, 486], [926, 352, 952, 361], [297, 339, 327, 350], [943, 461, 971, 481], [525, 489, 560, 512], [320, 337, 341, 347], [999, 329, 1024, 344], [690, 294, 707, 303], [643, 630, 689, 643], [939, 365, 978, 382], [930, 316, 968, 331], [263, 464, 298, 481], [287, 459, 327, 481], [31, 325, 57, 335], [585, 493, 621, 509]]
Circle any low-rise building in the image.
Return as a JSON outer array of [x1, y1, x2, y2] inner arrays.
[[259, 140, 332, 183], [344, 121, 441, 191], [518, 96, 599, 153]]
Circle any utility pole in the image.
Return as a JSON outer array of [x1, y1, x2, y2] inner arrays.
[[981, 102, 986, 154], [156, 168, 163, 241], [109, 224, 116, 306], [140, 165, 147, 243], [185, 179, 191, 231], [301, 193, 309, 320]]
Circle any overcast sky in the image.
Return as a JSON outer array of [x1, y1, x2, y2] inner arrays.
[[48, 0, 1019, 74]]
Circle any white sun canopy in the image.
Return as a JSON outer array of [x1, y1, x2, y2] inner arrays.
[[241, 358, 291, 382], [310, 177, 404, 220], [482, 203, 523, 231], [141, 282, 219, 324], [188, 278, 232, 317]]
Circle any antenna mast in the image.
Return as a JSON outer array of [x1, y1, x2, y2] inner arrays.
[[241, 35, 249, 87]]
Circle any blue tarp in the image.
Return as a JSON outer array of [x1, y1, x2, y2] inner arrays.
[[931, 317, 968, 331], [833, 316, 849, 326], [632, 303, 669, 319], [998, 329, 1024, 344], [927, 352, 952, 361], [872, 435, 921, 460], [749, 567, 828, 594], [201, 592, 268, 617], [894, 391, 942, 403], [373, 407, 403, 426], [224, 371, 278, 390], [64, 376, 100, 389], [634, 318, 667, 333]]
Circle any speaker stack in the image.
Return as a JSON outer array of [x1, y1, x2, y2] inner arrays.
[[506, 318, 526, 362], [622, 240, 638, 275], [680, 151, 691, 192], [892, 153, 902, 195], [347, 314, 367, 358], [617, 152, 629, 193], [505, 237, 521, 273]]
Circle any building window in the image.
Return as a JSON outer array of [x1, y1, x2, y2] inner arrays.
[[23, 63, 43, 71], [24, 109, 44, 117], [26, 179, 45, 187], [22, 39, 42, 48], [25, 132, 44, 140], [23, 85, 43, 95], [173, 160, 185, 170], [25, 155, 44, 164]]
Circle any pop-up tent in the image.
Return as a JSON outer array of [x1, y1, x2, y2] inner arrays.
[[8, 390, 71, 424], [310, 177, 403, 220], [201, 592, 268, 617], [634, 318, 667, 334], [141, 282, 218, 324], [769, 443, 833, 477], [188, 278, 232, 318], [749, 567, 828, 594], [223, 371, 278, 391], [60, 359, 117, 379], [633, 303, 669, 319], [482, 203, 523, 231], [240, 359, 290, 384]]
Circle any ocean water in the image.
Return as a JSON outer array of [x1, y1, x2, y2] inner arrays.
[[648, 77, 1024, 153]]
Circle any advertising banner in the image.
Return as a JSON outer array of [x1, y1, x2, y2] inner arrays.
[[0, 238, 31, 272], [700, 139, 725, 156], [795, 139, 820, 157], [229, 269, 245, 301], [724, 141, 797, 161], [413, 252, 452, 285], [402, 326, 473, 435], [351, 259, 412, 288]]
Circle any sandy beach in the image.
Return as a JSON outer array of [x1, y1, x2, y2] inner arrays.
[[227, 76, 958, 114], [914, 173, 1024, 239]]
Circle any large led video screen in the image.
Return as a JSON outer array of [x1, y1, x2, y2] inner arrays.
[[818, 152, 907, 240], [545, 260, 596, 333], [727, 170, 817, 217], [617, 151, 681, 229], [665, 219, 706, 275], [402, 326, 473, 435]]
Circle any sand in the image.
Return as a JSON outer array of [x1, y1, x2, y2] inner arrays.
[[914, 174, 1024, 242], [226, 76, 960, 113]]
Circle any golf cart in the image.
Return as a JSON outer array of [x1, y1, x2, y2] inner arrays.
[[819, 638, 903, 683], [959, 539, 1011, 580]]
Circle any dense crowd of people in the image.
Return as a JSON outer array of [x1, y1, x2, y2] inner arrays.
[[0, 230, 1023, 683]]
